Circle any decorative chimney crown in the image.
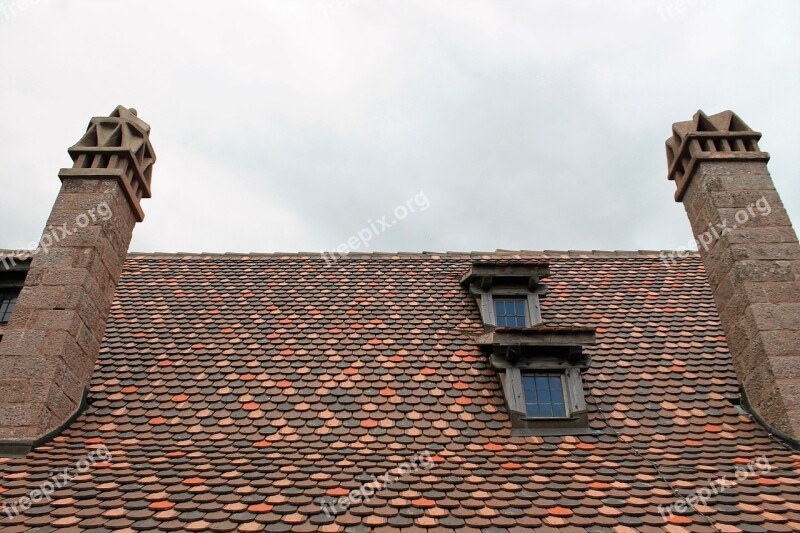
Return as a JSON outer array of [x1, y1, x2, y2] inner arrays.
[[666, 110, 769, 201], [58, 105, 156, 221]]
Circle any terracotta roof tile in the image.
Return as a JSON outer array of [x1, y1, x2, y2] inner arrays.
[[1, 252, 799, 531]]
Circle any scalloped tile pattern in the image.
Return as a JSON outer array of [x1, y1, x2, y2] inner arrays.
[[1, 252, 799, 532]]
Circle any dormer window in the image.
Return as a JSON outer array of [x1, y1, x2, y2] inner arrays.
[[494, 298, 528, 327], [462, 260, 597, 436], [460, 261, 548, 327], [522, 372, 567, 417]]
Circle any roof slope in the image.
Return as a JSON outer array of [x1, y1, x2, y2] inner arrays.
[[1, 252, 799, 532]]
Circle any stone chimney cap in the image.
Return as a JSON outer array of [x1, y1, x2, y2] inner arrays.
[[107, 105, 150, 133], [667, 110, 754, 151], [59, 105, 156, 221], [665, 110, 768, 201]]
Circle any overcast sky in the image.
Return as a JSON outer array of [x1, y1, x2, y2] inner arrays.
[[1, 0, 798, 255]]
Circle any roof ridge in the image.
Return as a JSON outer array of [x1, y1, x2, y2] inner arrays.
[[108, 249, 702, 259]]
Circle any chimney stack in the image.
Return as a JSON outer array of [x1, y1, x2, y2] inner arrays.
[[0, 106, 155, 455], [666, 110, 800, 439]]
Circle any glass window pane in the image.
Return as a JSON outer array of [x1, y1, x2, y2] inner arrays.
[[523, 373, 568, 418], [0, 292, 18, 323], [527, 403, 542, 417], [494, 298, 527, 327], [552, 403, 567, 417], [522, 376, 536, 392], [536, 388, 550, 403]]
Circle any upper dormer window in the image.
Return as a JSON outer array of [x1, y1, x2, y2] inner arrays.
[[460, 261, 549, 327], [494, 298, 528, 327]]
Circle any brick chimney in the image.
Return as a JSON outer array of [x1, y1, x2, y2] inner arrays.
[[0, 106, 155, 455], [666, 110, 800, 439]]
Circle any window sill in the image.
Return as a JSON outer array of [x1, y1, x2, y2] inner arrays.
[[520, 416, 579, 422], [511, 427, 599, 437]]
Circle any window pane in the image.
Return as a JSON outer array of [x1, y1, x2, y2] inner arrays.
[[526, 403, 542, 417], [536, 388, 551, 404], [0, 292, 18, 323], [494, 298, 527, 327], [522, 373, 567, 418], [523, 377, 537, 393], [550, 377, 564, 396]]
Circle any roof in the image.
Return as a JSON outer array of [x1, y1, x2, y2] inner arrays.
[[2, 251, 799, 532]]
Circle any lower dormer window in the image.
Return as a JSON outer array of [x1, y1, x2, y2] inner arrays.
[[522, 372, 567, 418], [499, 356, 593, 436]]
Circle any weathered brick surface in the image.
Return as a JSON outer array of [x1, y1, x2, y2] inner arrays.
[[0, 379, 32, 403], [0, 404, 47, 433], [0, 175, 128, 439], [0, 330, 45, 356], [0, 106, 153, 445], [669, 111, 800, 438]]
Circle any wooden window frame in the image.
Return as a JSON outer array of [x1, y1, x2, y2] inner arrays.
[[478, 289, 542, 327], [520, 371, 569, 418], [504, 366, 585, 418], [493, 297, 528, 327], [501, 364, 591, 436]]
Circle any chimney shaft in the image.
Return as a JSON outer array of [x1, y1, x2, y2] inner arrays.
[[666, 110, 800, 439], [0, 106, 155, 454]]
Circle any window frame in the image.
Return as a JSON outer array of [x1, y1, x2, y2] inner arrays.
[[479, 289, 542, 327], [493, 297, 528, 328], [521, 371, 569, 418], [503, 365, 587, 421], [0, 290, 19, 324]]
